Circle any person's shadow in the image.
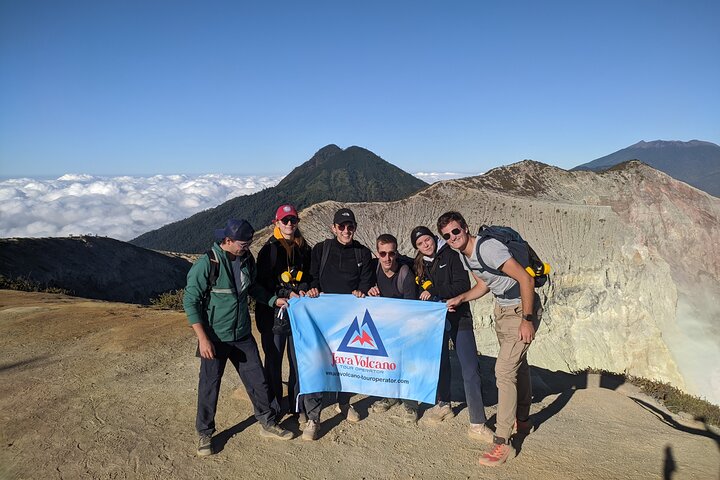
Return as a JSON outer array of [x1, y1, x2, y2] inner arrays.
[[443, 351, 626, 455], [213, 415, 259, 453]]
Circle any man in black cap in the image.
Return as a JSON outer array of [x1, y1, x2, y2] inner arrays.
[[305, 207, 374, 428], [184, 218, 293, 456]]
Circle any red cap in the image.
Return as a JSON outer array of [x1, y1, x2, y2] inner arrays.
[[274, 204, 298, 221]]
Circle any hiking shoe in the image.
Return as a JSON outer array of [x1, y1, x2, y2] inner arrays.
[[259, 423, 293, 440], [197, 433, 213, 456], [401, 404, 419, 424], [514, 418, 533, 436], [478, 439, 515, 467], [371, 398, 399, 413], [422, 402, 453, 424], [335, 403, 361, 423], [302, 420, 319, 441], [468, 423, 494, 443], [296, 412, 308, 430]]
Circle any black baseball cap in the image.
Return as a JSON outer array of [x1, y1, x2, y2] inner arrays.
[[333, 208, 357, 225]]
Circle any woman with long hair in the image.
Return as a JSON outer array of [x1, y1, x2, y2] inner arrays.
[[256, 204, 321, 440], [410, 225, 492, 443]]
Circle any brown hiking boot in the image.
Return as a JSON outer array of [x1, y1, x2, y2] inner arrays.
[[335, 403, 361, 423], [422, 402, 453, 424], [302, 420, 319, 441], [196, 433, 213, 456], [371, 398, 400, 413], [478, 438, 515, 467], [259, 423, 293, 440]]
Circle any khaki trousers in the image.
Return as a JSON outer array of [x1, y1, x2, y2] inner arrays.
[[493, 294, 542, 440]]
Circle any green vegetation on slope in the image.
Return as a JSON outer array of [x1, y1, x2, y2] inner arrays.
[[130, 145, 428, 253]]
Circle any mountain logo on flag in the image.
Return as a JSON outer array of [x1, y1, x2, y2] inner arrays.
[[337, 309, 388, 357]]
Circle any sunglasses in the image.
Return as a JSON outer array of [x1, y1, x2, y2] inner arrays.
[[336, 223, 356, 232], [280, 216, 299, 225], [441, 228, 463, 240], [378, 250, 397, 258]]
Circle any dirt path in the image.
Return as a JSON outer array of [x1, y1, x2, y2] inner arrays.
[[1, 291, 718, 479]]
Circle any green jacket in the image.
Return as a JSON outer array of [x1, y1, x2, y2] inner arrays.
[[184, 243, 277, 342]]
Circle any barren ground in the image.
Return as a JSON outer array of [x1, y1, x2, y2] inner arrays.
[[0, 290, 718, 479]]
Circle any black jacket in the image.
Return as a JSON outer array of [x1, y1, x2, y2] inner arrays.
[[309, 238, 374, 294], [424, 243, 473, 329], [255, 234, 312, 331]]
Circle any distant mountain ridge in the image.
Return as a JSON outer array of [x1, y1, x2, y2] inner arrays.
[[573, 140, 720, 196], [130, 145, 428, 253], [0, 236, 191, 304]]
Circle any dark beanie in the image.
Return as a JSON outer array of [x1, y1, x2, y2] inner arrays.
[[410, 226, 434, 249]]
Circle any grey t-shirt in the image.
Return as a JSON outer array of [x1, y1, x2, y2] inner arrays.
[[459, 237, 521, 306]]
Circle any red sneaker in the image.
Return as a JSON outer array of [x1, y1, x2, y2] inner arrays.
[[478, 440, 515, 467]]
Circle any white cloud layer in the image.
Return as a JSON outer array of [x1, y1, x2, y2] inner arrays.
[[0, 171, 471, 241], [413, 171, 480, 183], [0, 174, 283, 240]]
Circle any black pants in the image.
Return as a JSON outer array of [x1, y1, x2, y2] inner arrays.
[[260, 328, 294, 413], [436, 320, 487, 424], [196, 336, 277, 436]]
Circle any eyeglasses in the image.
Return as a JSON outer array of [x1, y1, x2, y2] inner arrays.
[[280, 216, 299, 225], [336, 223, 356, 232], [441, 228, 463, 240], [235, 239, 253, 249], [378, 250, 397, 258]]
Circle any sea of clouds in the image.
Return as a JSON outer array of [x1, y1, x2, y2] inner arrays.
[[0, 172, 474, 241]]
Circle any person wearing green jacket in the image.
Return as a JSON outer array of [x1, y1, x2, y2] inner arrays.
[[184, 218, 293, 457]]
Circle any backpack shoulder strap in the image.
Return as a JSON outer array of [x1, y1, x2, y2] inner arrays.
[[474, 231, 504, 276], [204, 248, 220, 297], [319, 239, 333, 279], [269, 239, 279, 271], [354, 242, 362, 271], [395, 264, 410, 292]]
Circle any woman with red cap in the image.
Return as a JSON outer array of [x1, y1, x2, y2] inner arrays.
[[256, 204, 321, 439]]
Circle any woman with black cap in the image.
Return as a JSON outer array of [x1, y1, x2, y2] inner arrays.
[[410, 225, 493, 443]]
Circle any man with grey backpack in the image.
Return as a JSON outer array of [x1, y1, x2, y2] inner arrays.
[[439, 211, 545, 467]]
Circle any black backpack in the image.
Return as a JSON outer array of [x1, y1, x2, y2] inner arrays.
[[463, 225, 550, 288]]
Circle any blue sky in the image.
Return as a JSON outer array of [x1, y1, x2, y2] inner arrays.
[[1, 0, 718, 177]]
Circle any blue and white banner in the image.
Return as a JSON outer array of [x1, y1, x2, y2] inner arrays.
[[287, 294, 447, 405]]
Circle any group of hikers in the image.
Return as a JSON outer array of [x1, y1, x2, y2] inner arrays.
[[183, 204, 544, 467]]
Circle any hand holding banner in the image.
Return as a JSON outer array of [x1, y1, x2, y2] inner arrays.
[[287, 294, 447, 405]]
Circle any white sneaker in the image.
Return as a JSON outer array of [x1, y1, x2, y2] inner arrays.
[[468, 423, 494, 443]]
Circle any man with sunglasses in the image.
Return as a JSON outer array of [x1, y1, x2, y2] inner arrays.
[[367, 233, 419, 422], [306, 207, 374, 424], [184, 218, 293, 456], [438, 212, 542, 467]]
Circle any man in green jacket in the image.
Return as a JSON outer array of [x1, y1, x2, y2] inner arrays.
[[184, 218, 292, 456]]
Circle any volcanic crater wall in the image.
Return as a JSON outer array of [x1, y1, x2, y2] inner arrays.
[[254, 161, 719, 403]]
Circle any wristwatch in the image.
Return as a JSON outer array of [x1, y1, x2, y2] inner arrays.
[[522, 313, 536, 322]]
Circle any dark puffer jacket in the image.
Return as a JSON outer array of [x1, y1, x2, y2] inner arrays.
[[423, 243, 473, 330]]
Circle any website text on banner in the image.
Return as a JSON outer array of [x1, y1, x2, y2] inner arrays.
[[286, 294, 447, 405]]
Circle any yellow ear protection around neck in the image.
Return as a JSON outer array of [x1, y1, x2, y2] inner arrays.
[[415, 275, 432, 290], [280, 268, 303, 284]]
